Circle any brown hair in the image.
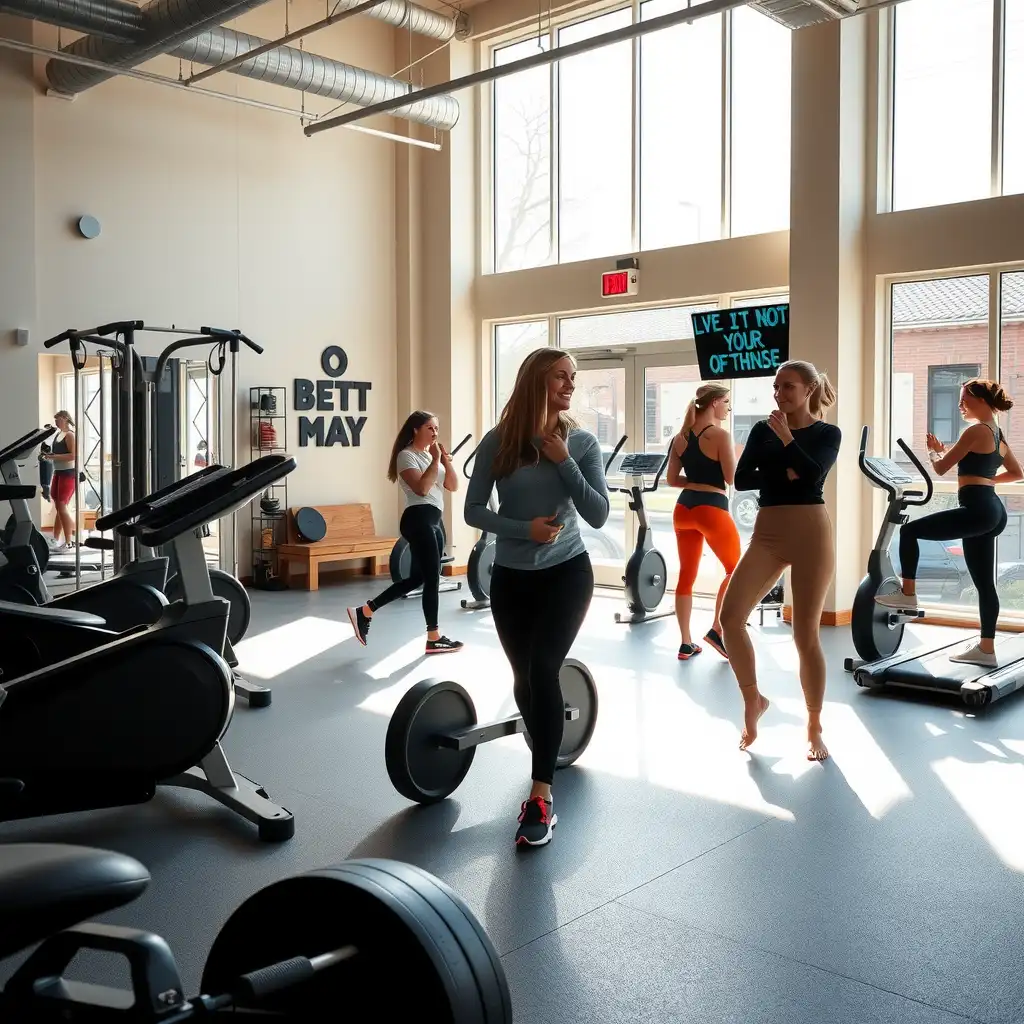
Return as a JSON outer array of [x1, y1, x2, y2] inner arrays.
[[387, 410, 436, 482], [492, 347, 578, 479], [777, 360, 837, 419], [963, 378, 1013, 412], [54, 410, 75, 428], [680, 383, 730, 436]]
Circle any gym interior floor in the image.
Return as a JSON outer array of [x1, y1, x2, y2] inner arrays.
[[1, 579, 1021, 1024]]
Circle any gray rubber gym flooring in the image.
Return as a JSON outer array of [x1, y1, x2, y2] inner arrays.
[[2, 577, 1023, 1023]]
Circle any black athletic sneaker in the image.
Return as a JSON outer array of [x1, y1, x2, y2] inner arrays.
[[426, 636, 464, 655], [703, 628, 728, 659], [516, 796, 557, 848], [347, 606, 371, 646], [678, 642, 703, 661]]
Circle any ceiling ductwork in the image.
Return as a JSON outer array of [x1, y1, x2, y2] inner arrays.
[[0, 0, 142, 39], [173, 26, 460, 128], [44, 0, 275, 92], [749, 0, 899, 30]]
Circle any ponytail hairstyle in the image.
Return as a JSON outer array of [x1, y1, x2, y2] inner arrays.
[[963, 378, 1014, 412], [778, 360, 837, 419], [680, 383, 731, 436], [54, 410, 75, 429], [387, 410, 436, 482]]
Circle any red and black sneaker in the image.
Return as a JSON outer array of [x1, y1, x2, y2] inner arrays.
[[426, 636, 464, 655], [703, 628, 728, 659], [678, 642, 703, 661], [515, 796, 557, 848]]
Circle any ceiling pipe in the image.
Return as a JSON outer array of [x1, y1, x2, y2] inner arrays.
[[0, 0, 142, 39], [173, 25, 460, 129]]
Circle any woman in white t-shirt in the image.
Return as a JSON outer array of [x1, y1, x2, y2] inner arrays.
[[347, 411, 464, 655]]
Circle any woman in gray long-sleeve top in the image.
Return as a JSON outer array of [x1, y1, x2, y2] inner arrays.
[[465, 348, 610, 849]]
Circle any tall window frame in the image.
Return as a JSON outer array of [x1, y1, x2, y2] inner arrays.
[[885, 0, 1022, 211], [485, 1, 792, 274]]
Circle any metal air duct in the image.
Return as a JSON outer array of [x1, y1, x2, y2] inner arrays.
[[174, 26, 460, 129], [0, 0, 142, 39]]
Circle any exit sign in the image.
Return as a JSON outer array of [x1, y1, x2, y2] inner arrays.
[[601, 268, 639, 298]]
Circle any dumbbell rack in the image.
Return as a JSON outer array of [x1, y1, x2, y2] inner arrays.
[[249, 387, 288, 591]]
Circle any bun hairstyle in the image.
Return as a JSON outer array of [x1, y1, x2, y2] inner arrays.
[[963, 378, 1014, 412], [778, 360, 837, 419], [680, 383, 730, 436]]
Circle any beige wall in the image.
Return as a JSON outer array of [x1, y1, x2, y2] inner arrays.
[[1, 1, 401, 572]]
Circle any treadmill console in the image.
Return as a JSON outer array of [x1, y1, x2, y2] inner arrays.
[[863, 456, 916, 487], [619, 453, 667, 477]]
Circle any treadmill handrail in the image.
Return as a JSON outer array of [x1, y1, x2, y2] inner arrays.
[[129, 456, 296, 547], [0, 427, 57, 466], [94, 465, 231, 531]]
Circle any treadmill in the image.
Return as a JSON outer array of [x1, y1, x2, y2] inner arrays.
[[850, 431, 1024, 708]]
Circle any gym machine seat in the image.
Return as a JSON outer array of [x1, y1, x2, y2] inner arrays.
[[0, 454, 297, 841]]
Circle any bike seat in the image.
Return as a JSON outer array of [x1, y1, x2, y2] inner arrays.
[[0, 844, 150, 959], [0, 600, 106, 627]]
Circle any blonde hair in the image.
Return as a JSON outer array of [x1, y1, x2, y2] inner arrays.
[[680, 383, 730, 436], [493, 347, 578, 479], [778, 360, 837, 419]]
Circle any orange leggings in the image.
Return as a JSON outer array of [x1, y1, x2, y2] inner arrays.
[[673, 502, 741, 596]]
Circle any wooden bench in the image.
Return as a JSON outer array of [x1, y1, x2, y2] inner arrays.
[[277, 504, 397, 592]]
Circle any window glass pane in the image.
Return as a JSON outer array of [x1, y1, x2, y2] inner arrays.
[[558, 302, 717, 350], [494, 320, 549, 417], [558, 9, 633, 263], [892, 0, 993, 211], [729, 7, 791, 237], [996, 272, 1024, 617], [639, 0, 722, 250], [493, 38, 552, 273], [890, 276, 990, 613], [1005, 0, 1024, 196]]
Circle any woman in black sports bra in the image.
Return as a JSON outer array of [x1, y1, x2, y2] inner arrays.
[[876, 378, 1023, 667], [666, 383, 740, 661]]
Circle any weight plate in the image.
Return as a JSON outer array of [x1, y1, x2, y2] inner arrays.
[[466, 540, 495, 602], [476, 540, 495, 600], [3, 516, 50, 576], [524, 658, 599, 770], [294, 506, 327, 543], [638, 548, 668, 612], [390, 538, 412, 583], [200, 858, 501, 1023], [164, 570, 251, 646], [343, 860, 512, 1024], [385, 679, 477, 803], [851, 575, 905, 663]]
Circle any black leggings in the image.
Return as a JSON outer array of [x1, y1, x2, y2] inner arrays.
[[368, 505, 444, 630], [489, 553, 594, 786], [900, 486, 1007, 639]]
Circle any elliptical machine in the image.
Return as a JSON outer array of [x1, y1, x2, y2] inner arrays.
[[0, 454, 297, 841], [614, 448, 674, 625], [460, 440, 497, 611], [388, 433, 473, 600], [844, 426, 931, 673]]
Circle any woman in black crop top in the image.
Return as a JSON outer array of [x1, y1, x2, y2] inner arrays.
[[875, 379, 1022, 667], [667, 383, 740, 661], [719, 361, 841, 762]]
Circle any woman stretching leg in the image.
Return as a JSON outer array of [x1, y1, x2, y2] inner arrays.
[[666, 383, 740, 660], [875, 379, 1022, 665], [720, 361, 841, 761], [465, 348, 610, 848], [347, 411, 464, 656]]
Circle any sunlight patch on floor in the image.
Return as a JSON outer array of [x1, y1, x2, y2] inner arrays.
[[234, 616, 351, 679]]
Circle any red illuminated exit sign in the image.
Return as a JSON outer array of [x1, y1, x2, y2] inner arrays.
[[601, 260, 639, 298]]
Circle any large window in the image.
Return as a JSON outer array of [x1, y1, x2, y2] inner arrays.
[[489, 4, 791, 271], [891, 0, 1023, 211]]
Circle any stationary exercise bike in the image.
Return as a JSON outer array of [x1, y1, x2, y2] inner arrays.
[[0, 454, 297, 841], [460, 440, 497, 611], [844, 426, 930, 673], [0, 842, 512, 1022], [614, 448, 674, 625], [389, 432, 473, 600]]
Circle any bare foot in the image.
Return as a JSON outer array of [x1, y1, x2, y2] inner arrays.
[[739, 694, 770, 751], [807, 729, 828, 762]]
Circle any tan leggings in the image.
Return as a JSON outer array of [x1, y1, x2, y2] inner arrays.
[[720, 505, 834, 714]]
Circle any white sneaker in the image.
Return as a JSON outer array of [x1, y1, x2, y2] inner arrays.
[[874, 592, 918, 611], [949, 645, 997, 668]]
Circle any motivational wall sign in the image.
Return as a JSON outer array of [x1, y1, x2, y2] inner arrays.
[[294, 346, 372, 447], [691, 303, 790, 381]]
